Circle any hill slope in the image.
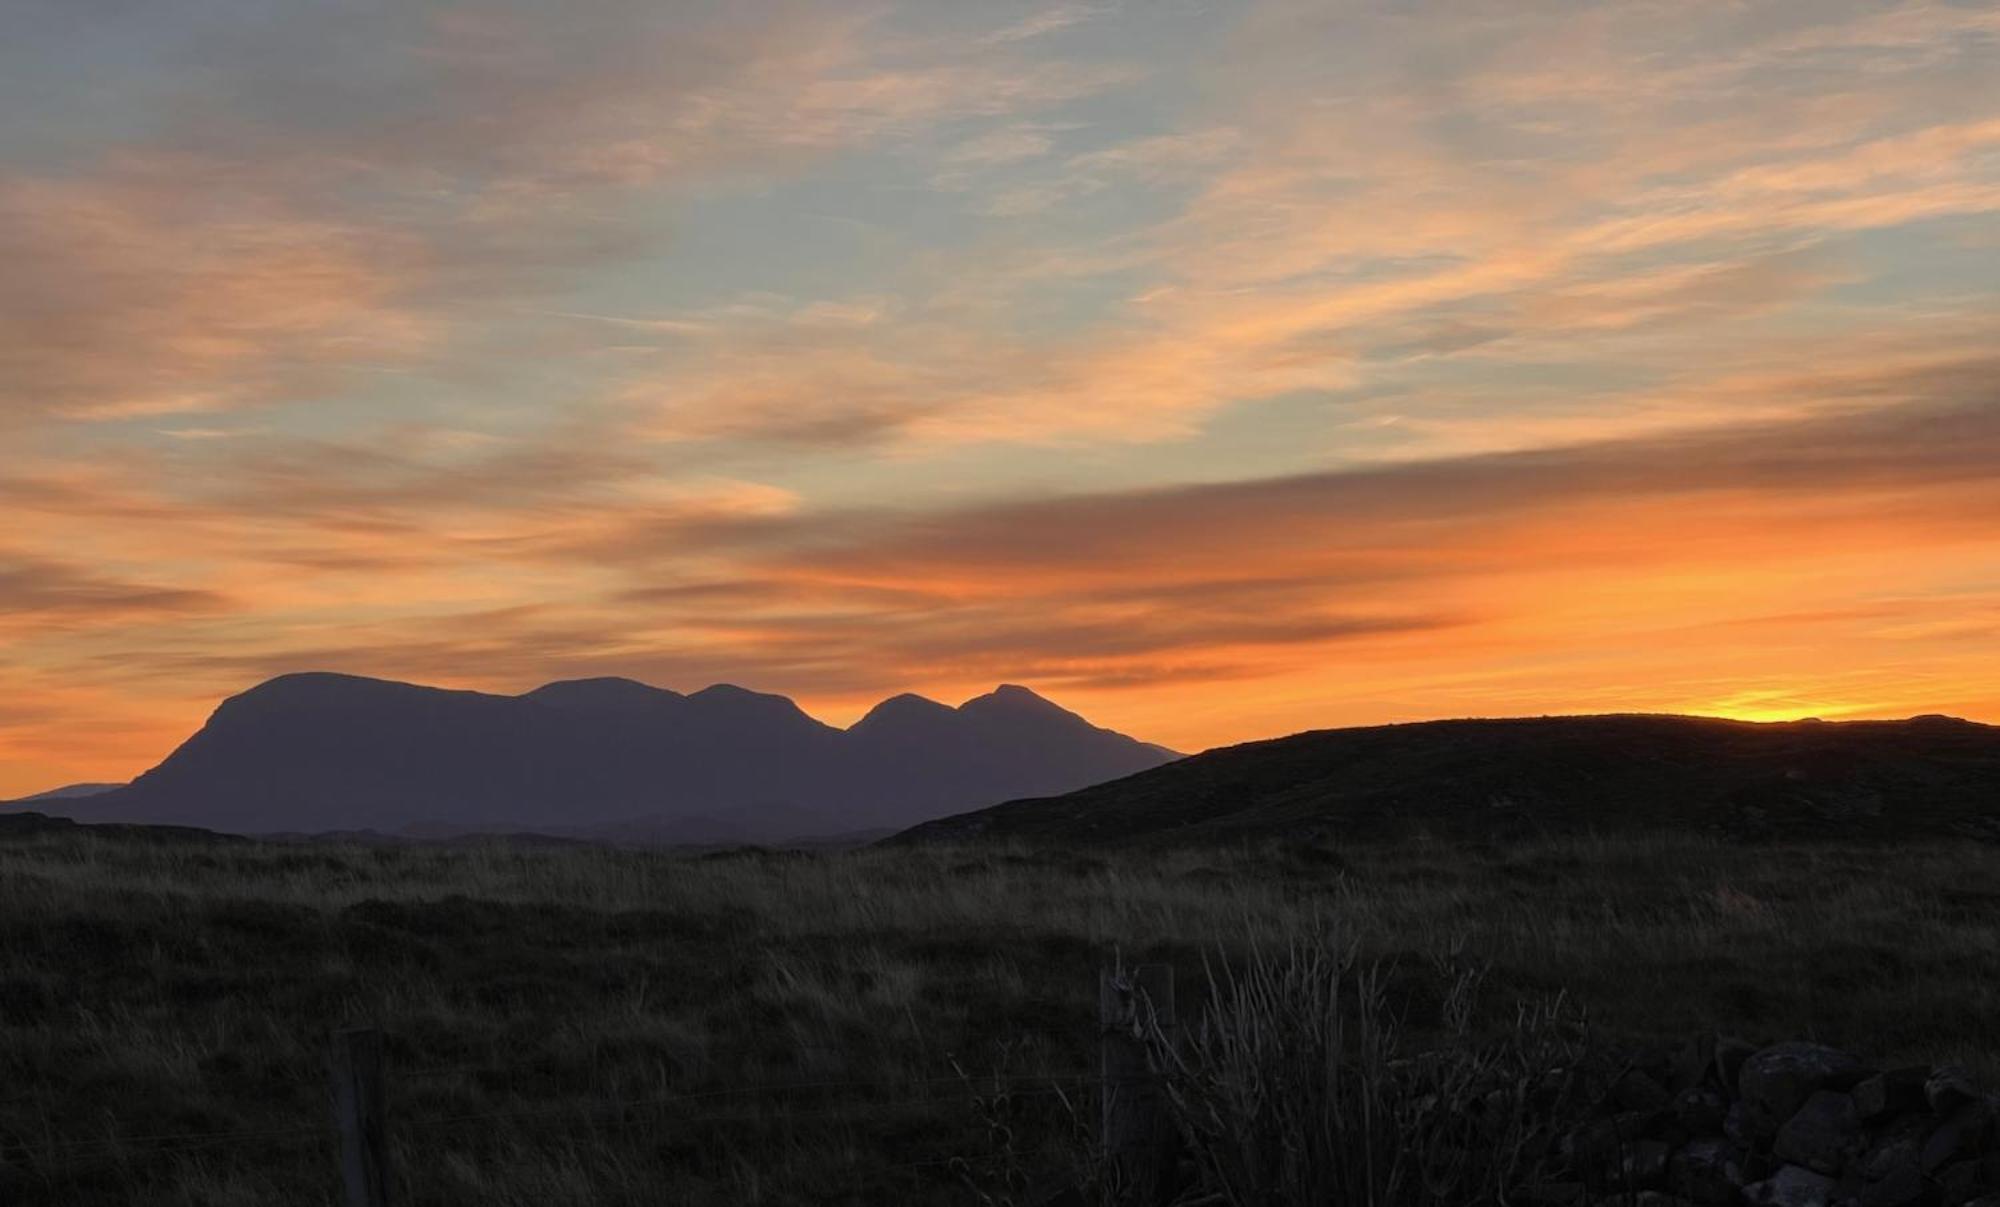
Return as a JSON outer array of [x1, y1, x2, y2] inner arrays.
[[16, 673, 1175, 838], [16, 782, 123, 801], [895, 713, 2000, 845]]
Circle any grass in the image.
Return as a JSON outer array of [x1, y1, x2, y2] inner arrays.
[[1139, 941, 1590, 1206], [0, 829, 1995, 1204]]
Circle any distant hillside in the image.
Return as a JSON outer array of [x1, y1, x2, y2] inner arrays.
[[9, 673, 1174, 839], [895, 713, 2000, 846], [17, 782, 123, 801], [0, 810, 241, 845]]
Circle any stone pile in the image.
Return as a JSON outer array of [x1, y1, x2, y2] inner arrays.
[[1540, 1037, 2000, 1207]]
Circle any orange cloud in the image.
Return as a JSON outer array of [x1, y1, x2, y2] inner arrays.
[[3, 0, 1997, 796], [0, 163, 431, 422]]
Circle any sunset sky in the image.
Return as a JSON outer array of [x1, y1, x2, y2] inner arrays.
[[3, 1, 1998, 796]]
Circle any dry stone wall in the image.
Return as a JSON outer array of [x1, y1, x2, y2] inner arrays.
[[1538, 1037, 1999, 1207]]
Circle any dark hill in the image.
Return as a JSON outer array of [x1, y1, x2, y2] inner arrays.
[[13, 672, 1175, 839], [0, 809, 241, 845], [894, 713, 2000, 846]]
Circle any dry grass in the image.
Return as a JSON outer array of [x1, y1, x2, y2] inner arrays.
[[1139, 940, 1589, 1206], [0, 830, 1994, 1204]]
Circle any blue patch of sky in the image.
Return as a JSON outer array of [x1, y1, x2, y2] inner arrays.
[[1821, 218, 2000, 310]]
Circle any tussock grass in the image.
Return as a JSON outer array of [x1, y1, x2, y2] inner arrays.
[[0, 831, 1993, 1204], [1140, 940, 1588, 1206]]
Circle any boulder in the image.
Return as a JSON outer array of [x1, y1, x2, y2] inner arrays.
[[1856, 1162, 1924, 1207], [1859, 1117, 1930, 1183], [1774, 1091, 1862, 1176], [1565, 1111, 1673, 1167], [1726, 1101, 1759, 1147], [1668, 1137, 1750, 1205], [1739, 1044, 1866, 1140], [1929, 1066, 1983, 1115], [1924, 1103, 1995, 1174], [1675, 1087, 1730, 1136], [1852, 1068, 1931, 1122], [1743, 1164, 1838, 1207]]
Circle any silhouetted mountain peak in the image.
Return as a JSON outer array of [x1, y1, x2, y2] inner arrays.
[[959, 683, 1073, 719], [687, 683, 831, 731], [523, 677, 685, 712], [850, 692, 956, 734], [692, 683, 785, 705], [236, 670, 388, 700], [216, 672, 487, 721]]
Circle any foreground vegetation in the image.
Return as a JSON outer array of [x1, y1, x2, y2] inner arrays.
[[0, 826, 1996, 1205]]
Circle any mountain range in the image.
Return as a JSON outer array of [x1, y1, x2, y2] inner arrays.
[[896, 712, 2000, 846], [11, 672, 1177, 840]]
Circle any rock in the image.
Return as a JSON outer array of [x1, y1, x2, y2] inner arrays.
[[1726, 1101, 1759, 1147], [1676, 1087, 1730, 1136], [1852, 1068, 1931, 1122], [1565, 1111, 1672, 1166], [1740, 1044, 1866, 1140], [1928, 1065, 1982, 1115], [1856, 1163, 1924, 1207], [1774, 1091, 1862, 1176], [1739, 1150, 1775, 1186], [1669, 1137, 1750, 1205], [1859, 1117, 1930, 1183], [1743, 1164, 1838, 1207], [1923, 1102, 1994, 1174]]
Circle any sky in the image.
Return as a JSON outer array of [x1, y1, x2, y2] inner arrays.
[[2, 0, 1998, 795]]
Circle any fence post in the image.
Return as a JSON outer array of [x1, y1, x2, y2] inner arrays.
[[1099, 964, 1177, 1205], [330, 1027, 393, 1207]]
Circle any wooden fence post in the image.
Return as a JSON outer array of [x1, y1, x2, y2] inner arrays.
[[1099, 964, 1177, 1205], [330, 1027, 393, 1207]]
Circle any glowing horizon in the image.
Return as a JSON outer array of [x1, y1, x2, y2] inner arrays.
[[3, 1, 1998, 797]]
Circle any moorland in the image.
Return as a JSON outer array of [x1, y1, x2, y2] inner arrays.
[[2, 819, 1996, 1205]]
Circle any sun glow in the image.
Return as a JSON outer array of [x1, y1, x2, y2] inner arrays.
[[1686, 692, 1883, 725]]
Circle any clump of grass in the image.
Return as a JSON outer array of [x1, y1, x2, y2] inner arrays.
[[1141, 939, 1588, 1207]]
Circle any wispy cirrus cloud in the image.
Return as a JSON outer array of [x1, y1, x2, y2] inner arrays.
[[0, 1, 1130, 428], [0, 555, 230, 634]]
